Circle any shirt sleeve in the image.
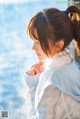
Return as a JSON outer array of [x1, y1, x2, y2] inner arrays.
[[24, 72, 40, 89], [24, 72, 40, 118], [32, 85, 60, 119]]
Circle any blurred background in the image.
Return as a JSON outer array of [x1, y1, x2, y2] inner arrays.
[[0, 0, 80, 119]]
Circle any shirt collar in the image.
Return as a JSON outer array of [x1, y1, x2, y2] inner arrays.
[[41, 50, 72, 71]]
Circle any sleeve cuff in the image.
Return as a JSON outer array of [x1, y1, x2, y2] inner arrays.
[[24, 72, 40, 89]]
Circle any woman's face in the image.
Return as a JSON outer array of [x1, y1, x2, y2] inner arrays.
[[32, 40, 47, 61]]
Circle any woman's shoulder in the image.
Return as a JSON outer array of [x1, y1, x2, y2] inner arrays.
[[55, 60, 80, 75]]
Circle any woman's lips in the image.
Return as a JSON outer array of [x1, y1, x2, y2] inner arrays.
[[37, 54, 41, 56]]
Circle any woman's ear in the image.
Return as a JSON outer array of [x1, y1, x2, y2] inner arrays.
[[56, 40, 64, 49]]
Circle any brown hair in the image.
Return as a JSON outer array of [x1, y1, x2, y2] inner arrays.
[[27, 5, 80, 55]]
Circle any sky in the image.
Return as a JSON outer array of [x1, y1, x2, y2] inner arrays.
[[0, 0, 69, 4], [0, 0, 40, 4]]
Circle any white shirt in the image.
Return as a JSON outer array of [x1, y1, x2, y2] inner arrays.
[[24, 50, 80, 119]]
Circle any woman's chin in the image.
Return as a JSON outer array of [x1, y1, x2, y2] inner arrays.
[[37, 56, 45, 61], [37, 55, 42, 60]]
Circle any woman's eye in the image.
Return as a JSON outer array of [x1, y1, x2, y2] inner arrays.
[[35, 40, 39, 44]]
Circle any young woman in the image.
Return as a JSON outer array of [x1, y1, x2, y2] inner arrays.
[[25, 5, 80, 119]]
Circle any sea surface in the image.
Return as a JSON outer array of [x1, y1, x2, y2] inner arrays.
[[0, 1, 69, 118]]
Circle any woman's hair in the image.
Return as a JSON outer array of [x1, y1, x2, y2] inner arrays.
[[27, 5, 80, 55]]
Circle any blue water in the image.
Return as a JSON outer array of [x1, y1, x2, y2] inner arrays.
[[0, 1, 69, 119]]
